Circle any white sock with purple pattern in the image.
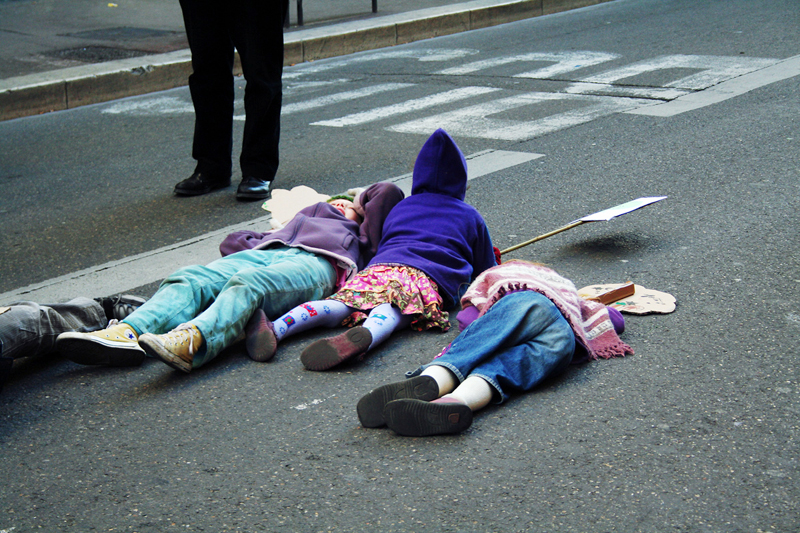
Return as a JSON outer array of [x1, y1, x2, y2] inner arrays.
[[361, 303, 410, 350], [273, 300, 352, 341]]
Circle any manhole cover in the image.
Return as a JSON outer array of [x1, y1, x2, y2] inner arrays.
[[47, 46, 150, 63], [63, 26, 180, 41]]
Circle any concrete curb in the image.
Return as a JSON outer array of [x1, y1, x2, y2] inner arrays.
[[0, 0, 612, 122]]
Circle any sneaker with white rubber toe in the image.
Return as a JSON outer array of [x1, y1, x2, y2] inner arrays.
[[138, 323, 202, 373], [57, 321, 145, 367]]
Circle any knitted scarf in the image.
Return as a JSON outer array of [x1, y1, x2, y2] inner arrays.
[[461, 262, 633, 361]]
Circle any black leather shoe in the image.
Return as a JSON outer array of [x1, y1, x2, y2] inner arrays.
[[174, 172, 231, 196], [236, 176, 273, 200]]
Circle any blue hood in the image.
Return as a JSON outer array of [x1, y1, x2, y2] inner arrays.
[[410, 128, 467, 200]]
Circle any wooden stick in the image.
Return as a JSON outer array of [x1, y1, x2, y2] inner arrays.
[[499, 220, 584, 255], [499, 196, 667, 256]]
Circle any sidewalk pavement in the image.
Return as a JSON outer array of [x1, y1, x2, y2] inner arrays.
[[0, 0, 612, 122]]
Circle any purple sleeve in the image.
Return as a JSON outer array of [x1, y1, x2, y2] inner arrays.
[[607, 306, 625, 334], [456, 305, 480, 331], [356, 183, 405, 264], [219, 230, 268, 257]]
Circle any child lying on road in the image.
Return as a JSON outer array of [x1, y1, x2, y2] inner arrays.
[[356, 260, 632, 437], [57, 184, 403, 373], [245, 129, 498, 371]]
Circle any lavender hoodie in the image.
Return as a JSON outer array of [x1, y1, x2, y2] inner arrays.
[[219, 182, 404, 285]]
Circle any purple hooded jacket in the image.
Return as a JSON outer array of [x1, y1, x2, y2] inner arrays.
[[367, 129, 496, 308], [219, 182, 404, 286]]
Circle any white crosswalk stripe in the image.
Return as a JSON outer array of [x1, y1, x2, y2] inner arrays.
[[101, 49, 794, 142], [436, 51, 619, 78], [311, 86, 500, 127], [278, 83, 414, 117], [388, 92, 643, 141]]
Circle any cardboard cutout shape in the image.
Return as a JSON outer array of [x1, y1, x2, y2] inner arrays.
[[578, 283, 676, 315]]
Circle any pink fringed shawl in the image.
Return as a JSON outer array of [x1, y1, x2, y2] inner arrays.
[[461, 262, 633, 361]]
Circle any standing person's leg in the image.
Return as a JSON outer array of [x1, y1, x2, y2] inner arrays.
[[174, 0, 235, 195], [383, 292, 576, 436], [140, 248, 336, 371], [232, 0, 289, 200]]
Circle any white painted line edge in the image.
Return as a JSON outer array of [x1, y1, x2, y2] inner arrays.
[[386, 149, 544, 195], [0, 217, 271, 304]]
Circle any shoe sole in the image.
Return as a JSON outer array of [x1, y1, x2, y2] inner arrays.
[[236, 190, 272, 200], [174, 180, 231, 196], [357, 375, 439, 428], [57, 333, 145, 367], [139, 334, 192, 373], [109, 294, 147, 321], [383, 399, 473, 437], [300, 327, 372, 371], [245, 308, 277, 362]]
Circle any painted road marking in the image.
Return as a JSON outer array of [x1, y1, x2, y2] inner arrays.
[[235, 83, 414, 121], [1, 149, 539, 303], [102, 95, 193, 115], [436, 51, 618, 78], [280, 82, 413, 114], [283, 79, 352, 95], [387, 149, 544, 195], [99, 51, 796, 142], [565, 54, 777, 100], [389, 92, 642, 141], [626, 54, 800, 117], [576, 54, 776, 89], [298, 52, 787, 140], [283, 48, 478, 80], [311, 86, 500, 127], [565, 82, 689, 101]]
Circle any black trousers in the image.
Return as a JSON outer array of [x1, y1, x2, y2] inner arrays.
[[179, 0, 288, 180]]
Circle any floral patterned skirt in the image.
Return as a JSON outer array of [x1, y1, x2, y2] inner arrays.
[[329, 264, 450, 331]]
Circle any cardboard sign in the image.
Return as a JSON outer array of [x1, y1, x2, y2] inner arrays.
[[577, 196, 667, 222], [578, 283, 676, 315], [261, 186, 332, 228]]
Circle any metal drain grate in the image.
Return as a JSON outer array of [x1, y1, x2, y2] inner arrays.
[[61, 26, 180, 41], [46, 46, 151, 63]]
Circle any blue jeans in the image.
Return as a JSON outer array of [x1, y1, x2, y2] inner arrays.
[[425, 291, 575, 403], [124, 247, 335, 367]]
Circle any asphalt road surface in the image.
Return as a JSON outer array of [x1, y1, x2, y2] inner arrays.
[[1, 0, 798, 531]]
